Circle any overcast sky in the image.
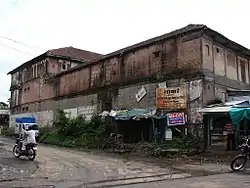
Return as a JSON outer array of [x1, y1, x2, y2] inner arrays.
[[0, 0, 250, 103]]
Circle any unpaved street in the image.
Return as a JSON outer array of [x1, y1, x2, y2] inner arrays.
[[0, 136, 249, 188], [0, 136, 188, 187]]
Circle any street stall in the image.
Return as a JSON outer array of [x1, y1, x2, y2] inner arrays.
[[199, 100, 250, 150], [228, 107, 250, 139], [99, 108, 188, 143], [99, 85, 189, 144], [99, 108, 159, 143]]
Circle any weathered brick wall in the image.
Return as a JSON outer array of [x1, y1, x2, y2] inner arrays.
[[47, 58, 60, 74], [104, 57, 120, 84], [39, 77, 55, 100], [202, 79, 250, 107], [57, 33, 202, 97], [178, 36, 201, 72], [10, 32, 204, 128], [202, 80, 215, 106], [201, 35, 250, 92], [123, 43, 163, 81], [54, 94, 98, 110], [201, 37, 213, 71], [59, 67, 91, 96], [21, 79, 40, 104]]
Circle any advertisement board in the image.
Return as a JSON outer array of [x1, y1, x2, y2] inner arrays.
[[167, 112, 185, 126], [156, 87, 187, 110]]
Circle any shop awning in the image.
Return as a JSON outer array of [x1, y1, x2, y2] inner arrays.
[[228, 107, 250, 126], [114, 108, 156, 120], [198, 100, 250, 113], [99, 108, 167, 120], [198, 106, 232, 113]]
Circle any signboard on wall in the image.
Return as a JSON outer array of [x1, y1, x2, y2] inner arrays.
[[135, 86, 147, 102], [156, 87, 187, 110], [167, 112, 185, 126], [78, 105, 97, 120], [64, 108, 78, 118]]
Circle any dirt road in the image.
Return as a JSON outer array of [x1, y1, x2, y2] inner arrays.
[[0, 136, 189, 187], [1, 136, 249, 188]]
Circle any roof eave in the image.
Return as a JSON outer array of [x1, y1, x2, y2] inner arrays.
[[54, 25, 207, 77], [203, 28, 250, 57], [7, 52, 48, 75], [47, 54, 86, 63]]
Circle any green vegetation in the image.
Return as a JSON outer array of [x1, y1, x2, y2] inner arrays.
[[147, 135, 202, 157], [1, 126, 14, 137], [39, 109, 110, 149], [1, 109, 201, 157]]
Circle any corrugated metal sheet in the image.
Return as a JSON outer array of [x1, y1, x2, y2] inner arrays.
[[198, 100, 250, 113], [100, 108, 168, 121], [224, 100, 249, 106], [198, 106, 231, 113], [228, 96, 250, 102]]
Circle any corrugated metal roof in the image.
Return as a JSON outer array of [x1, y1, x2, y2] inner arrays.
[[228, 96, 250, 102], [198, 106, 232, 113], [224, 100, 249, 106], [198, 100, 250, 113], [99, 108, 168, 120]]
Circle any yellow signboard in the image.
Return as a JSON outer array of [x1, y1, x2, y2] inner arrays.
[[156, 87, 187, 110]]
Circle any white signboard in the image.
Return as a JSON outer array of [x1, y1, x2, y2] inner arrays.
[[78, 105, 97, 120], [135, 86, 147, 102], [165, 128, 173, 140], [64, 108, 78, 118]]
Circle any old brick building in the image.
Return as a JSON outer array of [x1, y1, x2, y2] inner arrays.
[[8, 46, 102, 127], [8, 24, 250, 129]]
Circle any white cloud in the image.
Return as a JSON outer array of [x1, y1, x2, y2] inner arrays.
[[0, 0, 250, 102]]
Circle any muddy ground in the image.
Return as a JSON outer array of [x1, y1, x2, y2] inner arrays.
[[0, 136, 248, 188]]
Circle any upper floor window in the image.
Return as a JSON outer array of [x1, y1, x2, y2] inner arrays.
[[216, 48, 220, 53], [22, 106, 28, 112], [214, 46, 222, 60], [153, 51, 160, 58], [205, 45, 210, 56], [61, 61, 71, 71], [62, 62, 66, 70], [240, 60, 246, 83], [32, 65, 36, 78]]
